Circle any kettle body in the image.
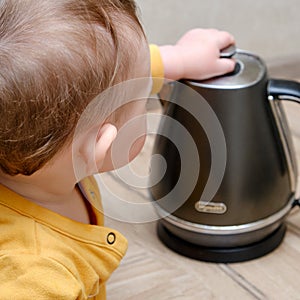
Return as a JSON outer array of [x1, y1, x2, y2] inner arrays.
[[150, 50, 300, 262]]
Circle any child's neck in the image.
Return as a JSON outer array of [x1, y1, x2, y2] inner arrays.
[[0, 158, 91, 224]]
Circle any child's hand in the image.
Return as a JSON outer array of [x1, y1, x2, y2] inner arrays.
[[159, 28, 235, 81]]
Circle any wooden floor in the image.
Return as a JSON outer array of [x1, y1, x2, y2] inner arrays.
[[99, 63, 300, 300]]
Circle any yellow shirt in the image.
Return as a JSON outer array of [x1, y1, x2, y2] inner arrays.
[[0, 176, 127, 300]]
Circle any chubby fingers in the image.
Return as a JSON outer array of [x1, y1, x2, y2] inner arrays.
[[216, 57, 236, 74], [214, 29, 235, 51], [191, 28, 235, 50], [207, 29, 236, 75]]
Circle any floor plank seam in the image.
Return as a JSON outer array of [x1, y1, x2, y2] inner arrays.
[[218, 264, 268, 300]]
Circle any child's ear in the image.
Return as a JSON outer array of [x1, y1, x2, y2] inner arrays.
[[74, 123, 117, 179], [94, 123, 117, 167]]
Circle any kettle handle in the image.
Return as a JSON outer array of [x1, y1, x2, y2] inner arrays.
[[267, 78, 300, 194], [268, 79, 300, 103]]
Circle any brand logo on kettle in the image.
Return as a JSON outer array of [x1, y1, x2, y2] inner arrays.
[[195, 201, 227, 214]]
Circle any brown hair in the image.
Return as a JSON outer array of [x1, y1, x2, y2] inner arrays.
[[0, 0, 145, 176]]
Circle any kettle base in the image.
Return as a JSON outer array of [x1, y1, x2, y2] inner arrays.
[[157, 221, 286, 263]]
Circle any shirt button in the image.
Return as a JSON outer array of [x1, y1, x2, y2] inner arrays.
[[107, 232, 116, 245]]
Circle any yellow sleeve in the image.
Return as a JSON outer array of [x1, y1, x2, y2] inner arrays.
[[149, 44, 164, 94]]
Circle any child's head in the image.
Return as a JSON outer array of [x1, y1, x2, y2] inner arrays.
[[0, 0, 149, 177]]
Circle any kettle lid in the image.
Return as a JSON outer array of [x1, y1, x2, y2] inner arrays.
[[188, 51, 266, 89]]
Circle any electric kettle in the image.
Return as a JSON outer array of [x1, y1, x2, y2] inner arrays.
[[150, 46, 300, 262]]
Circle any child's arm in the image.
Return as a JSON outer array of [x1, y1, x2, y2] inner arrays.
[[150, 28, 235, 93]]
